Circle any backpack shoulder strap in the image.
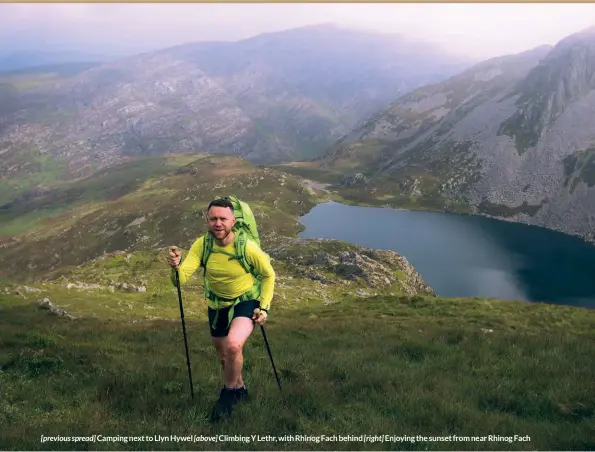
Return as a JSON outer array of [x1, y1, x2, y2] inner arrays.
[[202, 230, 259, 279], [234, 229, 252, 274], [235, 231, 264, 280], [200, 233, 214, 269]]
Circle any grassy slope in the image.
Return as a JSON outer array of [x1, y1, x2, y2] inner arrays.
[[0, 146, 72, 206], [0, 153, 317, 282], [2, 292, 594, 451], [0, 62, 100, 79], [269, 161, 472, 214], [0, 63, 101, 198], [1, 153, 594, 450]]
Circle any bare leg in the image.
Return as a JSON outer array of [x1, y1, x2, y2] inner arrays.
[[209, 317, 254, 421], [211, 336, 227, 379], [222, 317, 254, 388]]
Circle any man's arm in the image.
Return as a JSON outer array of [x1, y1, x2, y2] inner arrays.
[[170, 236, 204, 286], [245, 240, 275, 311]]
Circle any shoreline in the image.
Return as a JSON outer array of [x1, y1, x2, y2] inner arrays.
[[301, 178, 595, 248]]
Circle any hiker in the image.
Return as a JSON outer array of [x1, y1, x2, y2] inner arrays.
[[166, 197, 275, 421]]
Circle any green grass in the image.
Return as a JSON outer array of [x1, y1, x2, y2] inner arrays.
[[0, 154, 220, 239], [319, 140, 392, 175], [497, 49, 586, 156], [477, 199, 546, 218], [0, 207, 67, 237], [300, 135, 479, 215], [0, 154, 321, 281], [0, 62, 99, 79], [498, 113, 540, 156], [562, 148, 595, 192], [251, 103, 342, 161], [1, 148, 594, 450], [1, 292, 594, 450], [268, 163, 344, 185], [0, 74, 60, 90], [0, 149, 70, 205], [331, 174, 472, 215]]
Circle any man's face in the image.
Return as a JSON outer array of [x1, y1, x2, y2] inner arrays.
[[207, 206, 236, 240]]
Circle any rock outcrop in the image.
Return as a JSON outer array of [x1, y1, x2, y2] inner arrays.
[[321, 27, 595, 243], [35, 297, 76, 319], [268, 237, 435, 297]]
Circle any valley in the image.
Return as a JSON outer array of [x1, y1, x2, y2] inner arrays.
[[1, 21, 595, 450]]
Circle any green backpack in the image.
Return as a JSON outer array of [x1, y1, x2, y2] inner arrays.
[[200, 196, 265, 327]]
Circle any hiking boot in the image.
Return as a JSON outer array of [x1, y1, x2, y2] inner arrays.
[[234, 386, 248, 403], [210, 387, 237, 422]]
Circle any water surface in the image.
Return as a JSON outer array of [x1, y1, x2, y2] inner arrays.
[[298, 202, 595, 309]]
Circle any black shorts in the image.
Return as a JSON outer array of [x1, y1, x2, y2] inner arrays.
[[208, 299, 260, 338]]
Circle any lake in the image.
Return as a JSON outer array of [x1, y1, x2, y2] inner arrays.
[[297, 201, 595, 309]]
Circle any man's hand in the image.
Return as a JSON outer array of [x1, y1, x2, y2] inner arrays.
[[167, 246, 181, 269], [252, 308, 268, 325]]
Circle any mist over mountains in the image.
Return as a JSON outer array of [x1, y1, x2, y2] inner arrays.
[[2, 23, 595, 243], [0, 25, 470, 177]]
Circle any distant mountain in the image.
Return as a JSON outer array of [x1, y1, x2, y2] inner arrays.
[[0, 62, 101, 78], [318, 26, 595, 243], [0, 51, 108, 73], [0, 24, 471, 179]]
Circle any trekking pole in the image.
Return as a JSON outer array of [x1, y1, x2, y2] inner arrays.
[[173, 260, 194, 399], [260, 325, 282, 392]]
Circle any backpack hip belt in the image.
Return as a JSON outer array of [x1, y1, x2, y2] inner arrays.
[[207, 282, 261, 330]]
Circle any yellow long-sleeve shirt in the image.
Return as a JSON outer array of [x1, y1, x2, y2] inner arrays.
[[171, 234, 275, 311]]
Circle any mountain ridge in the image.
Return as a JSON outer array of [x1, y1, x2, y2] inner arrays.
[[0, 24, 470, 180], [314, 28, 595, 243]]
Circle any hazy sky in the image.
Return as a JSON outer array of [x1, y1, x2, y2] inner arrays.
[[2, 3, 595, 60]]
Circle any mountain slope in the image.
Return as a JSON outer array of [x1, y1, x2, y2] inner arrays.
[[318, 27, 595, 243], [0, 153, 316, 282], [0, 25, 470, 179], [0, 51, 107, 73], [1, 125, 593, 450], [2, 258, 595, 450], [1, 152, 593, 449]]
